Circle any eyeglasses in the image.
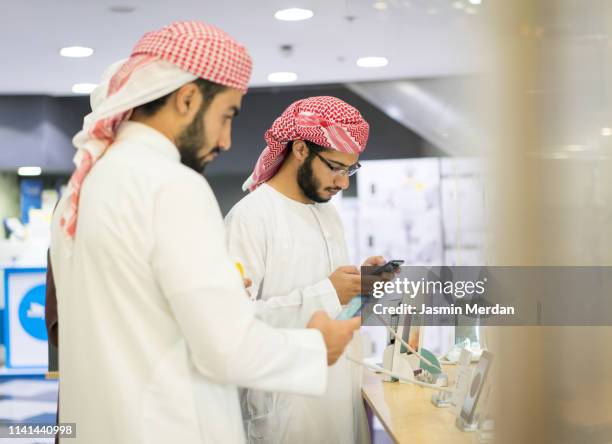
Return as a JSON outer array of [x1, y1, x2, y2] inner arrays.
[[313, 152, 361, 177]]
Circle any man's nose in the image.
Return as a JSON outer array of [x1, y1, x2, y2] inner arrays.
[[218, 127, 232, 151], [335, 174, 350, 190]]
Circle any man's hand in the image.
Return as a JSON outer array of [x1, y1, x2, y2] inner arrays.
[[360, 256, 399, 296], [307, 311, 361, 365], [329, 266, 361, 305]]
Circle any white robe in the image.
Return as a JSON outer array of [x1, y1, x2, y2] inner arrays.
[[49, 122, 328, 444], [225, 184, 369, 444]]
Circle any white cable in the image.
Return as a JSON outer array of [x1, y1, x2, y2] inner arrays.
[[374, 312, 443, 372], [345, 355, 454, 393]]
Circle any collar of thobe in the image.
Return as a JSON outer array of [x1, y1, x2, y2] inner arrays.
[[114, 121, 181, 163], [262, 183, 323, 209]]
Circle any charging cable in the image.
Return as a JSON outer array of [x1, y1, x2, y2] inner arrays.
[[345, 355, 454, 393]]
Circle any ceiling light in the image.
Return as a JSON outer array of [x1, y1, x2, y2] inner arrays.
[[453, 1, 465, 9], [72, 83, 98, 94], [386, 106, 404, 120], [267, 72, 298, 83], [18, 167, 42, 177], [602, 127, 612, 136], [373, 2, 388, 10], [60, 46, 94, 58], [468, 0, 482, 4], [356, 56, 389, 68], [274, 8, 314, 21]]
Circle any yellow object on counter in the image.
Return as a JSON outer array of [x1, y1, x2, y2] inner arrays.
[[235, 262, 244, 278]]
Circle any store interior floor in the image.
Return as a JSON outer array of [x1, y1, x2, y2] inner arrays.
[[0, 377, 57, 443]]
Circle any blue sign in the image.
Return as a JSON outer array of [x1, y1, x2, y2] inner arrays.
[[20, 179, 43, 224], [4, 268, 48, 368], [18, 284, 47, 341]]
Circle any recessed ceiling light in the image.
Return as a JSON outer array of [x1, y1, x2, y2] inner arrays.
[[373, 2, 388, 10], [267, 72, 298, 83], [356, 56, 389, 68], [18, 167, 42, 177], [468, 0, 482, 4], [60, 46, 94, 58], [72, 83, 98, 94], [274, 8, 314, 21], [386, 106, 404, 120], [602, 127, 612, 136]]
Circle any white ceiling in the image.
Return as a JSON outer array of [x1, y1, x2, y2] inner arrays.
[[0, 0, 487, 96]]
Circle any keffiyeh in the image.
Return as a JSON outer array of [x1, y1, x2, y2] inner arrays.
[[243, 96, 369, 192], [60, 21, 252, 242]]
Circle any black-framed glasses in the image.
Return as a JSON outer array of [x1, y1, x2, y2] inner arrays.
[[313, 152, 361, 177]]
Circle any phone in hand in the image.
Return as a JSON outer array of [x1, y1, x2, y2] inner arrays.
[[336, 296, 365, 320], [372, 259, 404, 275], [337, 260, 405, 319]]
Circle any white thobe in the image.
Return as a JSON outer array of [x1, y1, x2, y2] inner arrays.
[[225, 184, 369, 444], [49, 122, 328, 444]]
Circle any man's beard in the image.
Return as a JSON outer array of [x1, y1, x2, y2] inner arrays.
[[297, 154, 338, 203], [176, 104, 220, 175]]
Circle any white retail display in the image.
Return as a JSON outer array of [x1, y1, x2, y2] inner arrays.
[[332, 157, 486, 362]]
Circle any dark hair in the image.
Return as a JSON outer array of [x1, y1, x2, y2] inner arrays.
[[288, 139, 327, 156], [133, 78, 227, 116]]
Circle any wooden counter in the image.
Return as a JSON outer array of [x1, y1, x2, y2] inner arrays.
[[362, 368, 477, 444]]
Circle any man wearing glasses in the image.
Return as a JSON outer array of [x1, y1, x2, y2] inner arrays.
[[225, 96, 386, 444]]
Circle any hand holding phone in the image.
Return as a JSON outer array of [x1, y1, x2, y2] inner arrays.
[[372, 259, 404, 274]]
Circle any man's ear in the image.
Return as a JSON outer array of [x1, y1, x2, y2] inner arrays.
[[291, 140, 309, 161], [172, 82, 202, 118]]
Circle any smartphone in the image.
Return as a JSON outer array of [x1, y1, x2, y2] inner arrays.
[[372, 259, 404, 274], [337, 260, 406, 320], [336, 296, 366, 320]]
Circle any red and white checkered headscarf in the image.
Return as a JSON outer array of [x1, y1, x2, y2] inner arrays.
[[60, 21, 252, 242], [242, 96, 370, 192]]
